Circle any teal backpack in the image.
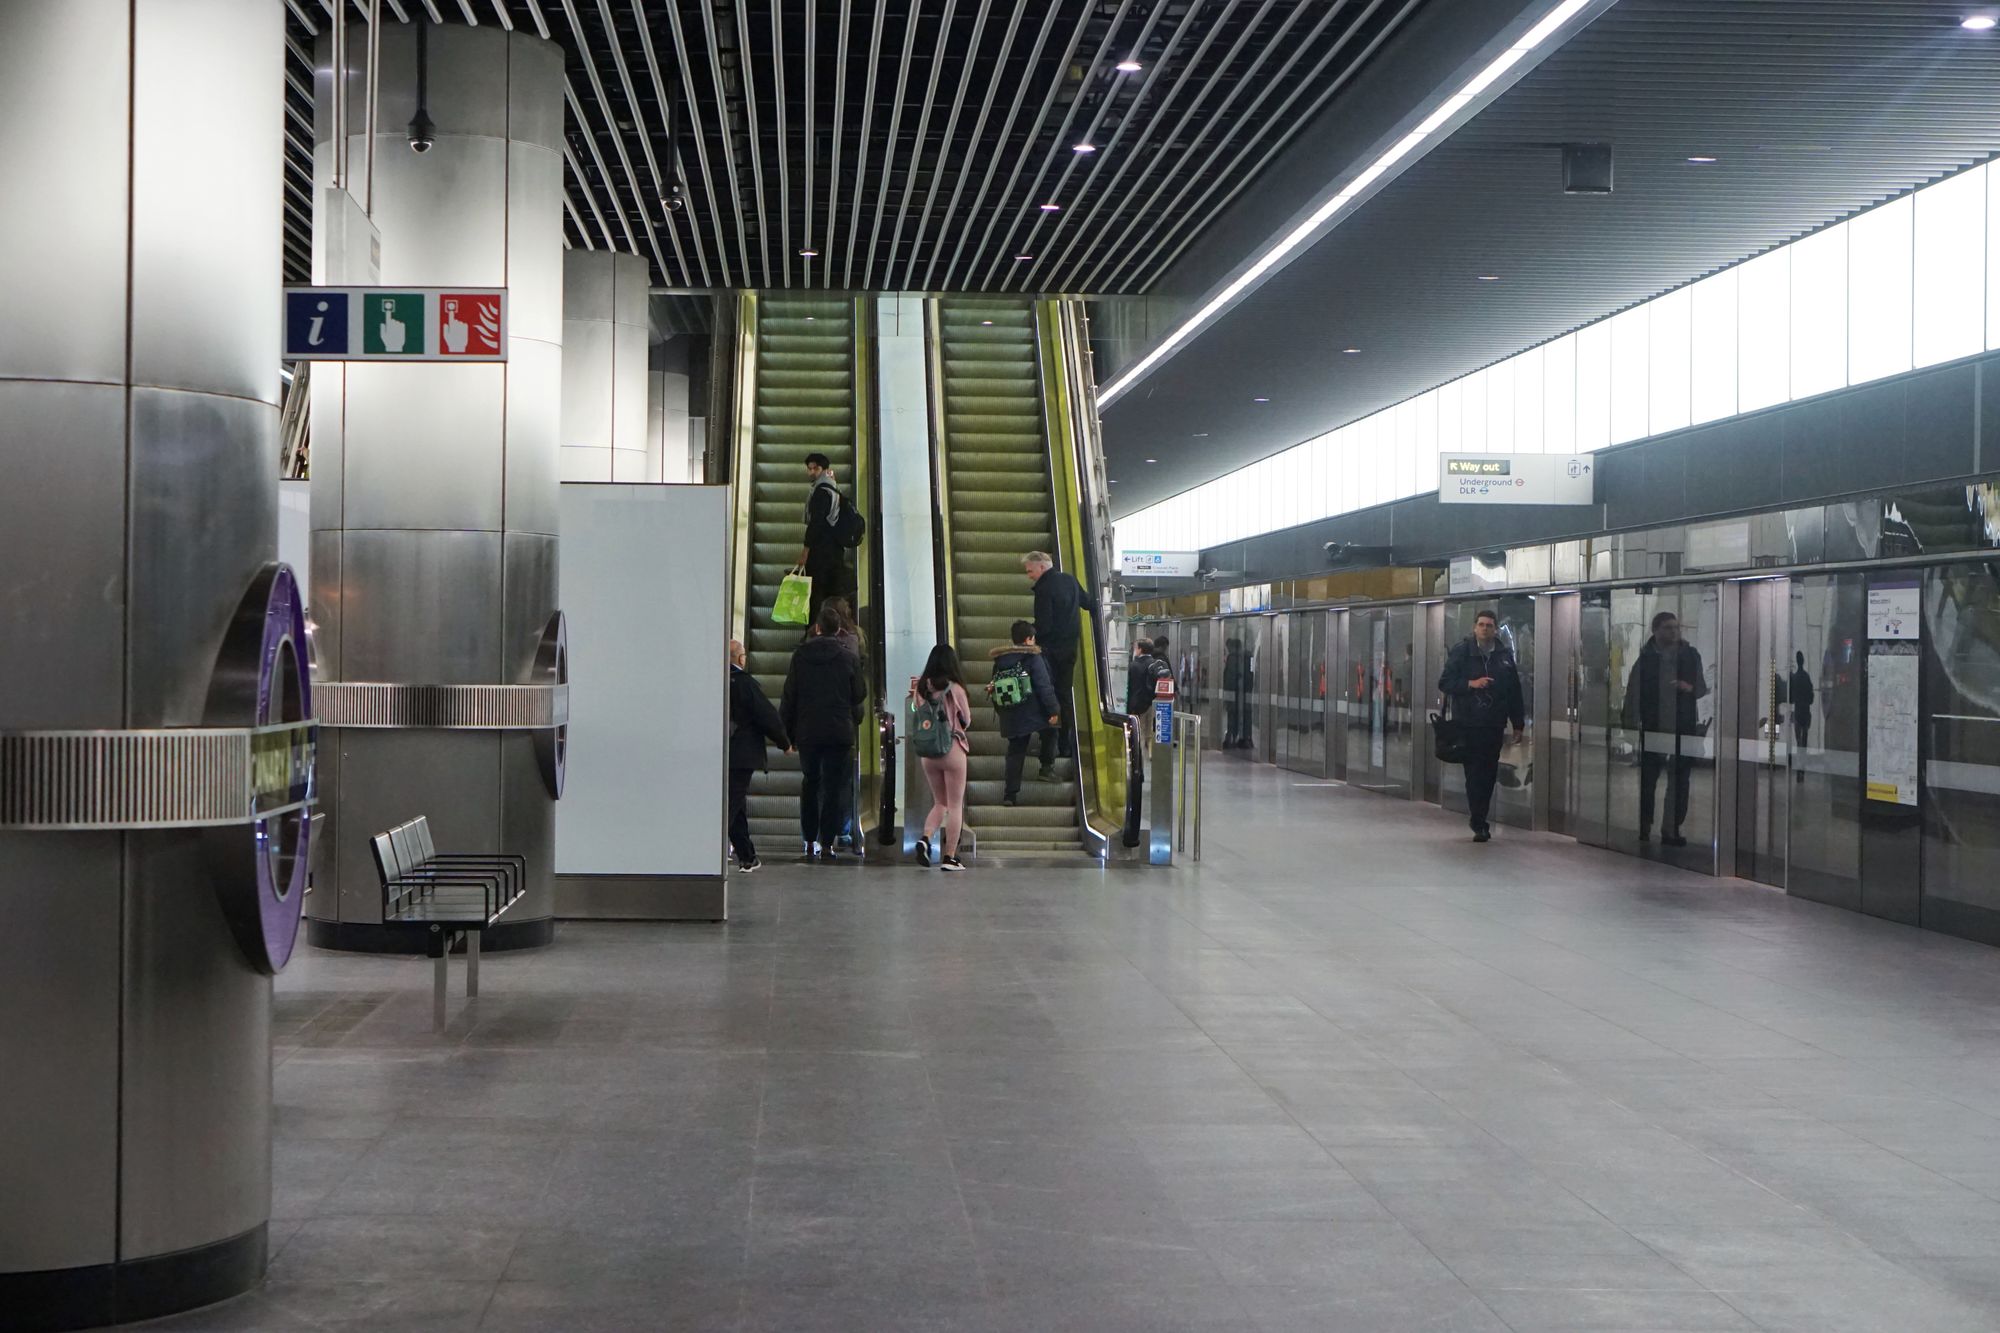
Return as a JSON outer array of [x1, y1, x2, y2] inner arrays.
[[910, 689, 959, 759]]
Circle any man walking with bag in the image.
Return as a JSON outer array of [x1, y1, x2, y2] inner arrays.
[[1437, 609, 1524, 843]]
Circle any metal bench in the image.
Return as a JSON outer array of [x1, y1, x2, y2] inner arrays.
[[370, 817, 526, 1030]]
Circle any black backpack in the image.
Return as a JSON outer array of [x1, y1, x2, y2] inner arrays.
[[832, 491, 867, 548]]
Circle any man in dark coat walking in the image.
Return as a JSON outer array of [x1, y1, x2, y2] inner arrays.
[[1023, 551, 1093, 779], [1623, 610, 1708, 846], [781, 604, 868, 862], [1437, 609, 1525, 842], [727, 639, 788, 871]]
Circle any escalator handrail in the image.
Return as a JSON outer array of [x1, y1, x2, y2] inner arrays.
[[924, 298, 956, 644]]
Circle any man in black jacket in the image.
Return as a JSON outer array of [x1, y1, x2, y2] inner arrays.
[[1623, 610, 1708, 846], [1125, 638, 1157, 717], [727, 639, 788, 871], [781, 604, 868, 862], [1437, 610, 1525, 843], [1023, 551, 1093, 779], [797, 452, 857, 629]]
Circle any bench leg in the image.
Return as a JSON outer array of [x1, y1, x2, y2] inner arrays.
[[433, 943, 449, 1032], [466, 929, 480, 998]]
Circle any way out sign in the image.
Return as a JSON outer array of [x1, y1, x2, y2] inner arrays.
[[283, 287, 507, 361], [1438, 452, 1595, 506]]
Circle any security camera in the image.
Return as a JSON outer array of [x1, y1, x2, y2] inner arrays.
[[407, 108, 435, 154], [662, 184, 687, 214]]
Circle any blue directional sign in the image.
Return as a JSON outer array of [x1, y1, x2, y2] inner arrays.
[[281, 286, 508, 362], [1154, 699, 1174, 745], [284, 290, 349, 358]]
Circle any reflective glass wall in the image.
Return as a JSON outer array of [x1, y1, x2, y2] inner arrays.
[[1923, 563, 2000, 943]]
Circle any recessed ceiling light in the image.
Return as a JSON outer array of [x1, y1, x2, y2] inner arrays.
[[1072, 142, 1097, 154], [1014, 254, 1033, 261], [981, 320, 993, 326], [1686, 155, 1717, 164], [799, 247, 819, 256], [1040, 202, 1061, 212], [1192, 432, 1209, 438], [804, 315, 815, 321], [1252, 396, 1269, 403], [1342, 347, 1361, 354], [1476, 274, 1500, 282], [1962, 14, 1997, 30], [1115, 59, 1142, 72], [1145, 457, 1158, 463]]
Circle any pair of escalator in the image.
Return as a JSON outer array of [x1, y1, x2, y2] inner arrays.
[[732, 294, 1108, 858]]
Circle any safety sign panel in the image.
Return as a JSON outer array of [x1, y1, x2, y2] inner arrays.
[[1437, 452, 1594, 506], [282, 286, 508, 361]]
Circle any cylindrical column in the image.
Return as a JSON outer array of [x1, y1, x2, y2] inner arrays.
[[308, 22, 565, 951], [0, 0, 284, 1324], [562, 250, 653, 481]]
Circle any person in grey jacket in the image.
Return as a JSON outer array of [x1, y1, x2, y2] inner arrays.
[[989, 620, 1062, 806], [1437, 609, 1525, 842]]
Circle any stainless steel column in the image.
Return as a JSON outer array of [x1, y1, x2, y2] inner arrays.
[[309, 23, 565, 950], [561, 250, 652, 482], [0, 0, 283, 1322]]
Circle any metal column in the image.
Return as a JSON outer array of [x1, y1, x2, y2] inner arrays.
[[308, 23, 567, 952], [0, 0, 285, 1322]]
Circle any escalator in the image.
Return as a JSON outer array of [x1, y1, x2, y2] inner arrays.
[[932, 297, 1092, 855], [733, 292, 873, 853]]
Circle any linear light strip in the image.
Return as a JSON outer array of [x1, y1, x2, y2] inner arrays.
[[1096, 0, 1590, 409]]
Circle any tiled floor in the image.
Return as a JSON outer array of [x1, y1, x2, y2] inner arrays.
[[144, 762, 2000, 1331]]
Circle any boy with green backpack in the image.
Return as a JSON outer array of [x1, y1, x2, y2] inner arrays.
[[987, 620, 1062, 807]]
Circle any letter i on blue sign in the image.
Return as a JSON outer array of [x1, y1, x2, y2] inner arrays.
[[286, 291, 349, 356]]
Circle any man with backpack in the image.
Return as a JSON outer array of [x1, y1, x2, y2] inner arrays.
[[988, 620, 1062, 807], [797, 452, 863, 629]]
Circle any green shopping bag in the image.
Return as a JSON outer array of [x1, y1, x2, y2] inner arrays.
[[773, 569, 813, 626]]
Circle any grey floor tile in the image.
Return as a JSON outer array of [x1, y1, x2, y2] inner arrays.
[[251, 768, 2000, 1332]]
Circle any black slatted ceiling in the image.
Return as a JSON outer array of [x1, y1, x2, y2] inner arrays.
[[278, 0, 1427, 291]]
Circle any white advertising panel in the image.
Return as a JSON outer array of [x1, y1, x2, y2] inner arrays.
[[1437, 453, 1596, 505]]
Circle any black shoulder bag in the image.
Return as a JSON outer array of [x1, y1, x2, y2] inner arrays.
[[1430, 694, 1468, 765]]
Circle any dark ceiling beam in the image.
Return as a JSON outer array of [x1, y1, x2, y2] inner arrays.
[[596, 0, 690, 283], [631, 3, 710, 286], [921, 0, 1026, 290], [1134, 0, 1422, 292], [731, 0, 774, 287], [560, 3, 668, 279], [904, 0, 993, 291], [841, 0, 891, 290], [1017, 0, 1218, 293], [770, 1, 793, 287], [885, 0, 960, 292], [561, 135, 617, 250], [977, 0, 1147, 290], [658, 0, 738, 286], [863, 0, 929, 291], [938, 2, 1080, 290], [697, 0, 758, 284], [1075, 0, 1306, 292], [1094, 0, 1374, 291], [819, 0, 853, 289]]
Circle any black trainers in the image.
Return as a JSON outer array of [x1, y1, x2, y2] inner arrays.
[[1002, 794, 1019, 807], [819, 847, 840, 864], [914, 838, 931, 867], [736, 856, 762, 873], [1472, 826, 1491, 843], [940, 856, 967, 872], [1037, 764, 1059, 783]]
